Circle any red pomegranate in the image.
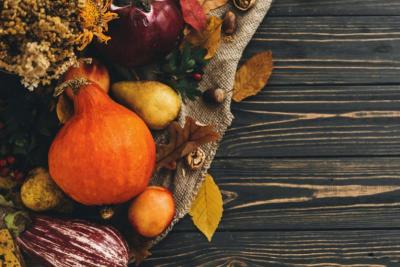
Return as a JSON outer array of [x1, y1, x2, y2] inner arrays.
[[97, 0, 184, 67]]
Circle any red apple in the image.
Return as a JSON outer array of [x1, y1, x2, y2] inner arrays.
[[62, 58, 110, 98], [96, 0, 184, 67], [128, 186, 175, 238]]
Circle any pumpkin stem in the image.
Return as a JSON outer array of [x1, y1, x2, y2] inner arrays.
[[54, 78, 92, 97]]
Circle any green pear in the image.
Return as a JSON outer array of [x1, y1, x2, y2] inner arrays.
[[111, 81, 181, 130]]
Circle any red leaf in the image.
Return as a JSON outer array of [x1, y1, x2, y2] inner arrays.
[[180, 0, 207, 32]]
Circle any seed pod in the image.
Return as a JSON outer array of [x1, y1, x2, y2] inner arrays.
[[222, 11, 237, 35], [233, 0, 256, 11], [185, 148, 206, 170], [203, 88, 226, 104]]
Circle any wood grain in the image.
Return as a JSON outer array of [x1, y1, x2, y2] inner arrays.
[[270, 0, 400, 16], [142, 231, 400, 266], [175, 158, 400, 231], [149, 9, 400, 264], [217, 85, 400, 157], [144, 2, 400, 266], [245, 16, 400, 85], [15, 1, 400, 266]]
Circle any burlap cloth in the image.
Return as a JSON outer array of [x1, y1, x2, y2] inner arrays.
[[151, 0, 273, 247]]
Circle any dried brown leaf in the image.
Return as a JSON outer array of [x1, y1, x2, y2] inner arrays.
[[233, 51, 273, 102], [129, 234, 152, 266], [56, 94, 74, 124], [185, 16, 223, 60], [197, 0, 229, 14], [157, 117, 220, 170]]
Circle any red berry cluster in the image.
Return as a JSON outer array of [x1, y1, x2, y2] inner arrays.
[[0, 155, 24, 181], [192, 73, 202, 81]]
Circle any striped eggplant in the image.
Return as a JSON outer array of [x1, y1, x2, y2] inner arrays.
[[17, 216, 129, 267]]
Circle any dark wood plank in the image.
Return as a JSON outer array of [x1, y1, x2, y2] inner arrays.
[[270, 0, 400, 16], [175, 157, 400, 230], [142, 230, 400, 266], [217, 85, 400, 157], [148, 2, 400, 266], [247, 16, 400, 85]]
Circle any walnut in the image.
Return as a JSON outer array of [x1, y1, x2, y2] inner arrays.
[[222, 11, 237, 35], [185, 148, 206, 170], [233, 0, 256, 11]]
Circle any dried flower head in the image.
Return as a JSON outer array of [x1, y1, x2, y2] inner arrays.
[[0, 0, 81, 90], [76, 0, 118, 51], [0, 0, 117, 90]]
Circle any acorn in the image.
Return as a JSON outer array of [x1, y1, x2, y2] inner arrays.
[[203, 88, 226, 104], [222, 11, 237, 35]]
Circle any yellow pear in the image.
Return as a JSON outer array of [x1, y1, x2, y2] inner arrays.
[[111, 81, 181, 130]]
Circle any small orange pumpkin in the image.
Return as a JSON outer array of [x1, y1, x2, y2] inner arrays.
[[48, 81, 156, 205]]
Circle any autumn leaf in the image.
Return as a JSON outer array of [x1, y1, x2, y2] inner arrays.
[[129, 234, 152, 266], [56, 94, 74, 124], [185, 16, 223, 60], [157, 117, 219, 170], [189, 174, 223, 241], [233, 51, 273, 102], [180, 0, 207, 32], [197, 0, 228, 14]]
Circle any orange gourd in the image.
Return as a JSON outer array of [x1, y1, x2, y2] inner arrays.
[[48, 81, 156, 205]]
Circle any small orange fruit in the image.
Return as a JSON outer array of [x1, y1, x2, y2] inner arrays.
[[128, 186, 175, 238]]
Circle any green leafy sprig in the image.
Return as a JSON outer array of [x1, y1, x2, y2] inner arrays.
[[159, 43, 209, 101]]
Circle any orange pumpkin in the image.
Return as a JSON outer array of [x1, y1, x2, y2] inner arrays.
[[48, 81, 156, 205]]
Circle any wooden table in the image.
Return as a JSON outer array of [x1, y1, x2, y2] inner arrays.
[[143, 1, 400, 266]]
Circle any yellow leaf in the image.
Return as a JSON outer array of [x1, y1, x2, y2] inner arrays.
[[233, 51, 273, 102], [197, 0, 228, 14], [56, 94, 74, 124], [0, 229, 23, 267], [186, 16, 223, 60], [189, 174, 223, 241]]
